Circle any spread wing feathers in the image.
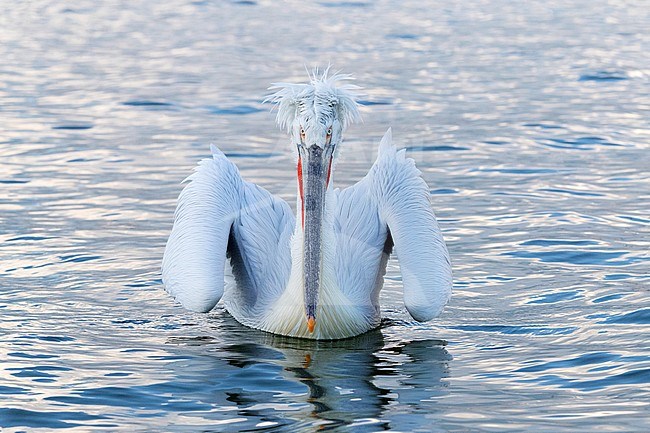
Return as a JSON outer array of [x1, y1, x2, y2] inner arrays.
[[162, 146, 240, 312], [332, 180, 390, 308], [162, 145, 294, 314], [369, 128, 453, 321], [225, 180, 294, 317]]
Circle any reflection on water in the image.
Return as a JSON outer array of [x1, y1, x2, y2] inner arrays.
[[166, 322, 450, 431], [1, 0, 649, 431]]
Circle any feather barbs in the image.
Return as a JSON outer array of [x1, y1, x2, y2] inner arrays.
[[265, 68, 362, 132]]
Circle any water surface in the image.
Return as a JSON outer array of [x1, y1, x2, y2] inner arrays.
[[1, 0, 649, 431]]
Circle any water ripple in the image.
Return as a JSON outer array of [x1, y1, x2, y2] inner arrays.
[[122, 100, 175, 107], [52, 124, 94, 130], [0, 408, 112, 429], [603, 309, 650, 325], [540, 136, 624, 150], [504, 250, 637, 266], [527, 290, 582, 304], [578, 70, 629, 82], [516, 352, 620, 373], [449, 325, 578, 336], [205, 105, 263, 115]]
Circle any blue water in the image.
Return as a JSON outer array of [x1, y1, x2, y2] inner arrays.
[[1, 0, 649, 431]]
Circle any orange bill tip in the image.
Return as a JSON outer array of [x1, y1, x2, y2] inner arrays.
[[307, 317, 316, 333]]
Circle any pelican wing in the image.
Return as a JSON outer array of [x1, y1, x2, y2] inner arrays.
[[369, 129, 452, 321], [162, 146, 294, 314], [225, 176, 294, 318]]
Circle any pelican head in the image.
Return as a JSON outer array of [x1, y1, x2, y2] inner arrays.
[[267, 70, 361, 333]]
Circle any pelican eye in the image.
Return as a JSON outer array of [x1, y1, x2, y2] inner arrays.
[[300, 127, 306, 142], [326, 128, 332, 136]]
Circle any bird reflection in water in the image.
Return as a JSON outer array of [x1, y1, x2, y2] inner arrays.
[[166, 314, 452, 431]]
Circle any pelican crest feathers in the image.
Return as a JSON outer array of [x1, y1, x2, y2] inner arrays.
[[265, 68, 362, 132]]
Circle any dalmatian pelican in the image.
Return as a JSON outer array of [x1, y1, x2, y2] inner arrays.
[[162, 70, 452, 340]]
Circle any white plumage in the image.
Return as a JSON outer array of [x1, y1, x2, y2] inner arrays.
[[162, 70, 452, 340]]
